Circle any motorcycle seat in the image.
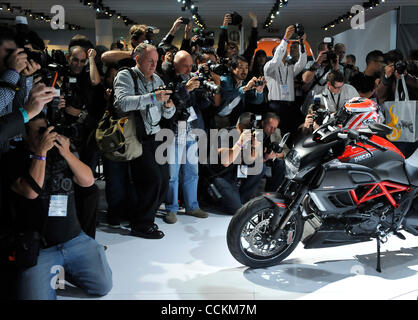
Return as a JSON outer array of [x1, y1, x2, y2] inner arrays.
[[405, 148, 418, 186]]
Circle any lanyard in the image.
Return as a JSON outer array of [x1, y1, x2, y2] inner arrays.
[[278, 66, 289, 85], [134, 70, 159, 127], [330, 92, 341, 109]]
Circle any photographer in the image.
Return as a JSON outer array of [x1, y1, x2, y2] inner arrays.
[[2, 112, 112, 300], [161, 50, 213, 224], [216, 55, 265, 128], [0, 83, 55, 300], [113, 43, 175, 239], [0, 26, 41, 116], [263, 25, 307, 135], [301, 40, 341, 112], [296, 103, 327, 140], [375, 49, 418, 158], [217, 12, 259, 64], [320, 70, 359, 113], [262, 113, 289, 192], [375, 49, 418, 104], [209, 112, 264, 214]]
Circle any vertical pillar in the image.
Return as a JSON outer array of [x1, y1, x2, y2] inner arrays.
[[95, 13, 113, 48]]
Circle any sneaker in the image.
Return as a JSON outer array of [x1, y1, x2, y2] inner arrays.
[[183, 208, 209, 218], [163, 211, 177, 224], [131, 224, 165, 239]]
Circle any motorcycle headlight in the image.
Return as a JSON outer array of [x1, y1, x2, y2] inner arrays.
[[285, 150, 301, 179]]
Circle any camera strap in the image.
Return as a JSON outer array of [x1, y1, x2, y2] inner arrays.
[[278, 67, 289, 85], [23, 172, 43, 195], [0, 81, 20, 92], [330, 92, 341, 109]]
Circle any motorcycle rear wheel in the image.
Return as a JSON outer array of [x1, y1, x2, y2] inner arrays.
[[227, 196, 304, 268]]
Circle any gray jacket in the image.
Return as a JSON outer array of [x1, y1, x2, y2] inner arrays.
[[113, 66, 175, 135]]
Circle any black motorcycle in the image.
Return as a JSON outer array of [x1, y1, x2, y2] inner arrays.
[[227, 113, 418, 272]]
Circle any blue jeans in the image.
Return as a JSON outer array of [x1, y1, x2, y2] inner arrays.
[[165, 139, 199, 212], [17, 232, 112, 300]]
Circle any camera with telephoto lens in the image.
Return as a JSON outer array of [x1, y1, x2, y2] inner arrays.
[[192, 28, 215, 48], [293, 23, 305, 38], [322, 37, 337, 65], [394, 60, 407, 75], [196, 72, 221, 94]]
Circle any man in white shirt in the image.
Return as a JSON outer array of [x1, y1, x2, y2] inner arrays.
[[320, 70, 359, 113], [263, 25, 307, 137]]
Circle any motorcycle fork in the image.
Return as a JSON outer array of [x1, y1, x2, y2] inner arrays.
[[271, 186, 309, 239]]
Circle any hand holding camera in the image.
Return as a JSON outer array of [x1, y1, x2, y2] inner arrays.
[[6, 48, 28, 73], [36, 126, 58, 157], [22, 58, 41, 77], [154, 89, 173, 102], [186, 76, 200, 92], [24, 83, 55, 120]]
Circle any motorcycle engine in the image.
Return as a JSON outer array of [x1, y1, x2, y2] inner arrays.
[[349, 203, 393, 235]]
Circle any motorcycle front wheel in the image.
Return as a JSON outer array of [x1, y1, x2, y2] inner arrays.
[[227, 196, 304, 268]]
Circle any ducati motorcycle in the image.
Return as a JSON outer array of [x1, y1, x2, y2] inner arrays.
[[227, 116, 418, 272]]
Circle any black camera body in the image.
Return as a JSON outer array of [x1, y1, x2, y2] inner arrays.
[[192, 28, 215, 48], [180, 17, 190, 24], [196, 73, 221, 94], [395, 60, 407, 75], [206, 60, 228, 76], [265, 141, 282, 154], [163, 82, 191, 122], [325, 50, 338, 65], [254, 80, 264, 87], [293, 23, 305, 38], [229, 12, 243, 25]]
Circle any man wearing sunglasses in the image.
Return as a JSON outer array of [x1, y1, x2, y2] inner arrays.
[[320, 70, 359, 113]]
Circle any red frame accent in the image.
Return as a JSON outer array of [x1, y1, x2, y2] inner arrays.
[[350, 181, 411, 208]]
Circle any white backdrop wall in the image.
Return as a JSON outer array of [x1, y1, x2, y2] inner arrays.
[[333, 10, 398, 72]]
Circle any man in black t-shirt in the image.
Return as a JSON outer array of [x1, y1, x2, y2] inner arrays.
[[4, 113, 112, 300]]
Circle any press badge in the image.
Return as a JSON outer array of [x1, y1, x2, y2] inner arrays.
[[187, 107, 198, 122], [280, 84, 290, 100], [48, 195, 68, 217], [237, 165, 248, 178], [68, 77, 77, 84]]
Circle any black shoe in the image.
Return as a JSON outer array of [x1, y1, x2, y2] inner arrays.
[[106, 215, 121, 229], [131, 224, 165, 239]]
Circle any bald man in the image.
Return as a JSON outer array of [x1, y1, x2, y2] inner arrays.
[[161, 50, 212, 224]]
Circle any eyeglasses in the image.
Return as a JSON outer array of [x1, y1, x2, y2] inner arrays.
[[71, 57, 87, 64], [331, 83, 344, 90]]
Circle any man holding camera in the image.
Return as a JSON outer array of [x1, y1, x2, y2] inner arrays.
[[217, 12, 259, 64], [0, 83, 55, 300], [0, 26, 41, 116], [161, 50, 213, 224], [114, 43, 175, 239], [216, 55, 265, 128], [264, 25, 307, 136], [208, 112, 264, 215], [262, 113, 289, 192], [2, 111, 112, 300], [301, 39, 341, 113]]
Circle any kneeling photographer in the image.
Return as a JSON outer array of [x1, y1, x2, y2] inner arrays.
[[161, 50, 215, 224], [2, 112, 112, 300], [205, 112, 265, 215]]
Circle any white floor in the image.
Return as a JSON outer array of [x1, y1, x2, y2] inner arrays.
[[58, 208, 418, 300]]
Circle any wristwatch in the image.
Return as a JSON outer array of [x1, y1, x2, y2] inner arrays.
[[78, 110, 88, 121]]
